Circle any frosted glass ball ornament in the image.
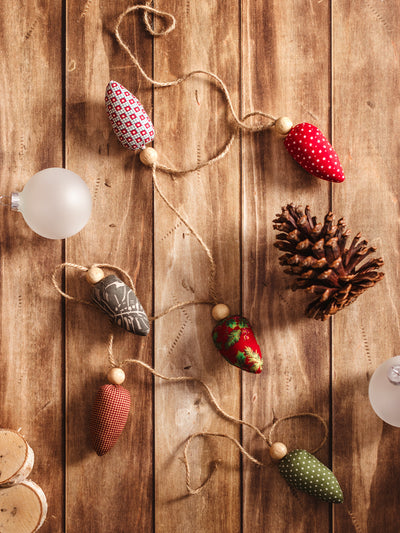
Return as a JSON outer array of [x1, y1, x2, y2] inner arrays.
[[11, 168, 92, 239], [368, 355, 400, 427]]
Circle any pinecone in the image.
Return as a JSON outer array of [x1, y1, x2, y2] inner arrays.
[[273, 204, 384, 320]]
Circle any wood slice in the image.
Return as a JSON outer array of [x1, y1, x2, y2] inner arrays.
[[0, 480, 47, 532], [0, 430, 34, 487]]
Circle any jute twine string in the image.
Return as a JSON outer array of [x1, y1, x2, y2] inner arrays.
[[51, 262, 213, 321], [113, 3, 280, 304], [114, 4, 277, 137], [106, 331, 328, 494], [183, 414, 328, 493], [52, 4, 332, 503], [106, 331, 268, 442], [123, 9, 358, 520], [151, 164, 218, 304]]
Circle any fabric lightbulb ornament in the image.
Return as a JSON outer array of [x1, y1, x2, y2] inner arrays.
[[278, 449, 344, 503], [283, 122, 345, 183], [105, 80, 155, 151], [89, 384, 131, 456], [212, 315, 263, 373], [85, 266, 150, 336]]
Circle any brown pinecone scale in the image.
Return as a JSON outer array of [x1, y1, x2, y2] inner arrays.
[[273, 204, 384, 320]]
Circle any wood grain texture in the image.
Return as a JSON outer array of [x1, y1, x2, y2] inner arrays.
[[0, 1, 64, 532], [153, 1, 241, 531], [241, 1, 332, 532], [0, 1, 399, 531], [65, 1, 153, 532], [332, 2, 400, 532]]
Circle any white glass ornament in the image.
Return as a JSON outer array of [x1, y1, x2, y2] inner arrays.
[[9, 168, 92, 239], [368, 355, 400, 427]]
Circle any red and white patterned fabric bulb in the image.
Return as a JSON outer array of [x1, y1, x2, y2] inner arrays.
[[105, 80, 155, 151]]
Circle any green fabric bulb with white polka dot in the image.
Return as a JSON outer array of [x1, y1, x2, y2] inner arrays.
[[278, 449, 344, 503]]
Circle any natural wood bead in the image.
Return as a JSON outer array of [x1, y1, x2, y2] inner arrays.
[[269, 442, 288, 461], [274, 117, 293, 136], [139, 147, 158, 166], [211, 303, 231, 322], [107, 367, 126, 385], [85, 266, 105, 285]]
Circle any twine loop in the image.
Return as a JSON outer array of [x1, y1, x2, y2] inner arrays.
[[267, 412, 328, 454], [113, 3, 280, 305], [141, 5, 176, 37], [51, 262, 137, 306], [52, 262, 215, 321], [182, 412, 329, 494], [114, 4, 277, 134]]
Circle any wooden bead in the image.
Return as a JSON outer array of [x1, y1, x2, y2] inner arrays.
[[269, 442, 288, 461], [211, 303, 231, 322], [85, 266, 105, 285], [274, 117, 293, 136], [107, 367, 126, 385], [139, 147, 158, 166]]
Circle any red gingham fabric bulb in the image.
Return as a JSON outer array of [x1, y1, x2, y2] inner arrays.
[[89, 384, 131, 456], [284, 123, 345, 183], [105, 80, 155, 151]]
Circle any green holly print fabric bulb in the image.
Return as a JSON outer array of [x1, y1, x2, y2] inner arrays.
[[278, 449, 344, 503], [212, 315, 263, 373]]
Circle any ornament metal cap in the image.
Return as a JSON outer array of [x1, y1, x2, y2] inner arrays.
[[10, 192, 20, 211], [387, 365, 400, 385]]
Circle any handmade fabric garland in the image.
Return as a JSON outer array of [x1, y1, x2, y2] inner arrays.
[[113, 4, 346, 184], [103, 80, 266, 374], [51, 263, 343, 503], [47, 1, 387, 521]]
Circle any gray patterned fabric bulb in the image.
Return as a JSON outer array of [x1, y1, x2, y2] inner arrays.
[[91, 275, 150, 336]]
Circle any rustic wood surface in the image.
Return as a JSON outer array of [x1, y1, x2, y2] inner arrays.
[[0, 1, 399, 532]]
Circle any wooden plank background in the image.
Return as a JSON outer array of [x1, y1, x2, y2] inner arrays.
[[0, 1, 399, 532]]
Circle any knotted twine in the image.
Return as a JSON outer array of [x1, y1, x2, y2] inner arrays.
[[50, 3, 329, 496], [68, 7, 361, 528], [52, 262, 328, 494], [112, 2, 279, 307], [63, 0, 282, 317]]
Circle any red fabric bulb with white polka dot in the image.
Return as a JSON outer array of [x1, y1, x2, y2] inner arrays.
[[284, 123, 345, 183]]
